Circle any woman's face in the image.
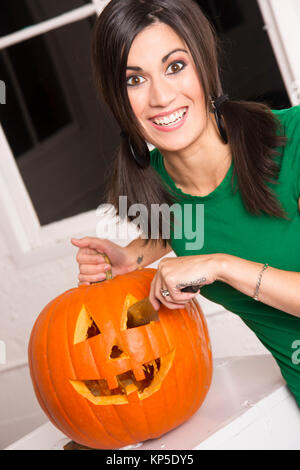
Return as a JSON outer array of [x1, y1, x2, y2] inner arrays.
[[126, 22, 208, 152]]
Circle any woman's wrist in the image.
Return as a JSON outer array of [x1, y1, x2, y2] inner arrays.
[[213, 253, 231, 282], [125, 238, 172, 272], [123, 242, 142, 272]]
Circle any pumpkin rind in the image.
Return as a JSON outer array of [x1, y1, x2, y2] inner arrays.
[[28, 268, 212, 449]]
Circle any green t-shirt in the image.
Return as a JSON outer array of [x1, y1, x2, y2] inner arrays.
[[150, 105, 300, 406]]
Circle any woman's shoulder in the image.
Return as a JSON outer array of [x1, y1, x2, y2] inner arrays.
[[271, 106, 300, 197], [271, 105, 300, 138], [150, 147, 163, 173]]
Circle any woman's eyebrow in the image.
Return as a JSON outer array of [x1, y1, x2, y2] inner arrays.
[[126, 48, 188, 71]]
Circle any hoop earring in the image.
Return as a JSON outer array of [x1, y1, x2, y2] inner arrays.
[[211, 94, 229, 144], [120, 132, 150, 169]]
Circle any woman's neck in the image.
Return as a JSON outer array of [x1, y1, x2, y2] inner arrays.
[[159, 113, 232, 197]]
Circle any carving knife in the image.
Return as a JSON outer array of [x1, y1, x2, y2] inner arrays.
[[92, 253, 202, 326]]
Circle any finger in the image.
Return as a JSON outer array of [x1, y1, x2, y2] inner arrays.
[[77, 254, 108, 265], [155, 292, 186, 310], [157, 288, 196, 309], [78, 273, 107, 283], [166, 295, 200, 304], [72, 238, 110, 258], [71, 237, 102, 247], [167, 288, 200, 303], [166, 303, 190, 310], [148, 273, 161, 311], [77, 281, 90, 287], [72, 237, 109, 254], [154, 284, 197, 309], [150, 276, 173, 310], [157, 279, 198, 300], [79, 264, 111, 275]]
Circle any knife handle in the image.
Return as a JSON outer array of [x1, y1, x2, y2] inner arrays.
[[180, 284, 202, 293], [91, 253, 112, 284]]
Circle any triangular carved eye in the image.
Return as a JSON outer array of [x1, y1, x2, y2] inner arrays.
[[121, 294, 159, 330], [74, 304, 101, 344]]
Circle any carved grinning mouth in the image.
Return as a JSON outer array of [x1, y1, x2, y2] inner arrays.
[[85, 358, 161, 395], [69, 351, 175, 405]]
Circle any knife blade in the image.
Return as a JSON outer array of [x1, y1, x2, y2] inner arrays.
[[127, 284, 202, 327]]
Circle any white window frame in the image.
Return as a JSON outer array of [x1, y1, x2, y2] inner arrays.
[[1, 0, 300, 268], [0, 1, 111, 268], [257, 0, 300, 106]]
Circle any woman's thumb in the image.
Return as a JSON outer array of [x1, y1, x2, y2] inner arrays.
[[71, 238, 88, 247], [71, 237, 109, 252]]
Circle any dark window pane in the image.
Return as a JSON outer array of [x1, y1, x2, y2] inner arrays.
[[196, 0, 291, 109], [1, 9, 120, 227], [0, 0, 92, 36], [0, 51, 33, 155], [199, 0, 244, 33], [1, 34, 72, 155]]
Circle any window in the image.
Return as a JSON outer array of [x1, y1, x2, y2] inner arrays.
[[0, 0, 119, 226], [196, 0, 291, 109]]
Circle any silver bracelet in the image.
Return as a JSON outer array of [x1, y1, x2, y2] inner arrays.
[[253, 263, 269, 301]]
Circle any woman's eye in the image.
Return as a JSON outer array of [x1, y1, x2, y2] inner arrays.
[[166, 61, 186, 74], [127, 75, 146, 87], [126, 62, 186, 87]]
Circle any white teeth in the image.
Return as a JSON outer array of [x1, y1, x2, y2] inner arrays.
[[152, 108, 187, 126]]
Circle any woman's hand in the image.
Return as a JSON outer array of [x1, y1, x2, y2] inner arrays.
[[149, 254, 220, 310], [71, 237, 135, 286]]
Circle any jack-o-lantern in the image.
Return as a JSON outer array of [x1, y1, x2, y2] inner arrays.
[[28, 268, 212, 449]]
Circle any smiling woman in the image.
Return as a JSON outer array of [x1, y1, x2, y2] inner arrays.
[[86, 0, 300, 410], [91, 0, 288, 244]]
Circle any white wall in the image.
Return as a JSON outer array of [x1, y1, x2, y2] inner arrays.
[[294, 0, 300, 18], [0, 228, 82, 448]]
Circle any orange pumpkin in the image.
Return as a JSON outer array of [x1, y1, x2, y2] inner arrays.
[[28, 268, 212, 449]]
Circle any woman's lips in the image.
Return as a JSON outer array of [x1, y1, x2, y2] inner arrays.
[[148, 107, 189, 133]]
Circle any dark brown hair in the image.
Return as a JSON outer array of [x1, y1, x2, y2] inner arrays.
[[91, 0, 288, 248]]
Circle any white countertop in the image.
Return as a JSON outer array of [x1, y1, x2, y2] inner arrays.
[[5, 355, 300, 450]]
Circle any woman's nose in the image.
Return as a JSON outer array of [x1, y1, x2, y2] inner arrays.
[[148, 77, 176, 108]]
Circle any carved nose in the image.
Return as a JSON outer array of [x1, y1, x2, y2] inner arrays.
[[110, 344, 125, 359]]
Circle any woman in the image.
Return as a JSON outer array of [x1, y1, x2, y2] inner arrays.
[[71, 0, 300, 407]]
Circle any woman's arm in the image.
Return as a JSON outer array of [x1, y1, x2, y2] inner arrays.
[[217, 194, 300, 315], [148, 253, 300, 317], [72, 236, 173, 285], [217, 254, 300, 318], [125, 236, 173, 271]]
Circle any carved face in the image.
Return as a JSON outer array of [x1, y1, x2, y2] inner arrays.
[[69, 293, 175, 405], [29, 269, 212, 449]]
